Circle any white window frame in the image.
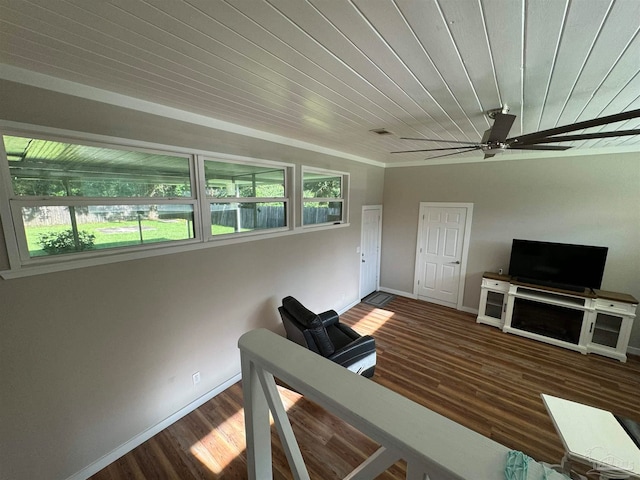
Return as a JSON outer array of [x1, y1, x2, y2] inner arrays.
[[0, 122, 296, 278], [301, 166, 349, 227], [198, 155, 291, 241], [1, 130, 201, 266]]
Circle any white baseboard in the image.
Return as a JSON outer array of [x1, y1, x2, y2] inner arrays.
[[378, 287, 417, 299], [67, 372, 242, 480], [378, 287, 477, 315], [459, 306, 479, 315], [627, 345, 640, 357], [338, 297, 362, 315]]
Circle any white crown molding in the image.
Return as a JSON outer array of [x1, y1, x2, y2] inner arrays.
[[0, 64, 385, 168], [385, 143, 640, 168]]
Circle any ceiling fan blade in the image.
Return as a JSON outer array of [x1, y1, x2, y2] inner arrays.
[[486, 113, 516, 143], [391, 146, 480, 154], [507, 108, 640, 145], [511, 128, 640, 145], [422, 147, 483, 160], [508, 145, 572, 151], [400, 137, 479, 145]]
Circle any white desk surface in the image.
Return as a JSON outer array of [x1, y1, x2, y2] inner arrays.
[[542, 394, 640, 477]]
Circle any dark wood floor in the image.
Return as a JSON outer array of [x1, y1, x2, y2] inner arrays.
[[91, 296, 640, 479]]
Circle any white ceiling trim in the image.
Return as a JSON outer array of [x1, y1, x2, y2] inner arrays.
[[386, 142, 640, 168], [0, 63, 386, 168]]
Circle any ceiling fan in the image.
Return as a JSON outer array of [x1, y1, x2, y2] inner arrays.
[[391, 106, 640, 160]]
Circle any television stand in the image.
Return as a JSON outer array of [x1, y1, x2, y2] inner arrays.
[[477, 273, 637, 362]]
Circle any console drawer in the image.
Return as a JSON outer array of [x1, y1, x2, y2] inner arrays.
[[481, 278, 509, 291], [594, 299, 637, 315]]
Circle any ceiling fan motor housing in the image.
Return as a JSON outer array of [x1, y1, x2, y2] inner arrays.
[[482, 142, 506, 153]]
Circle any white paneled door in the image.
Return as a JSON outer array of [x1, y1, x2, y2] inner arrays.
[[414, 204, 471, 308], [360, 206, 382, 299]]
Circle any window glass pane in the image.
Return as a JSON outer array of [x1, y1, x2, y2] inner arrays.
[[4, 135, 192, 198], [204, 160, 285, 198], [303, 172, 341, 199], [303, 201, 343, 225], [22, 204, 195, 257], [210, 202, 286, 235]]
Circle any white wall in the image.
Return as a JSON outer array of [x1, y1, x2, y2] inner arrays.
[[380, 154, 640, 345], [0, 80, 384, 479]]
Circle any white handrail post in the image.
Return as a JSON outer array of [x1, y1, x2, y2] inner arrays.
[[241, 354, 272, 480], [256, 368, 311, 480]]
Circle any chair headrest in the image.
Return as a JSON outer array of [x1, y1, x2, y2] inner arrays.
[[282, 296, 321, 328], [281, 296, 335, 357]]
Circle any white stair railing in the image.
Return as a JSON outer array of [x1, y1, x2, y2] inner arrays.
[[238, 329, 510, 480]]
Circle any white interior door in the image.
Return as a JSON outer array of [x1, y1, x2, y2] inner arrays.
[[414, 204, 472, 308], [360, 206, 382, 299]]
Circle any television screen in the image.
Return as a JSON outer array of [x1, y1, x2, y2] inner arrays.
[[508, 239, 608, 291]]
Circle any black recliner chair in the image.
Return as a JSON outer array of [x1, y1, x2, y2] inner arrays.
[[278, 296, 376, 378]]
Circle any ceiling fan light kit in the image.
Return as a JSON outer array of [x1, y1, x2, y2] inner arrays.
[[393, 108, 640, 160]]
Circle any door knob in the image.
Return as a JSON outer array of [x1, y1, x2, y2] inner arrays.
[[448, 261, 460, 264]]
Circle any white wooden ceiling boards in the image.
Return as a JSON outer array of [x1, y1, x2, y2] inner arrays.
[[0, 0, 638, 167]]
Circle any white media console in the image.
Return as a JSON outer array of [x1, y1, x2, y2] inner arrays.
[[477, 272, 638, 362]]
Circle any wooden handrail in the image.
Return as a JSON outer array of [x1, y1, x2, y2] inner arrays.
[[238, 329, 509, 480]]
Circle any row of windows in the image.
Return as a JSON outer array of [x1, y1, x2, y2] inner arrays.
[[0, 131, 349, 272]]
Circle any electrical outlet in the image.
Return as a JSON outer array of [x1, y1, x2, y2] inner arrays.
[[192, 371, 201, 385]]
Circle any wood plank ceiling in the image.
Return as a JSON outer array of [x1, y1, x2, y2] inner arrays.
[[0, 0, 639, 166]]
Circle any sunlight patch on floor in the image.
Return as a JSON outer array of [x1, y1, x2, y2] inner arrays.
[[189, 408, 245, 474], [189, 385, 303, 474], [350, 309, 395, 335]]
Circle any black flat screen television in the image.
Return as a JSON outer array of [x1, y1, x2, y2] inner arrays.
[[508, 239, 608, 291]]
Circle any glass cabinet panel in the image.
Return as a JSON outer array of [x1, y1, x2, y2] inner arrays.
[[485, 291, 505, 319], [591, 313, 622, 348]]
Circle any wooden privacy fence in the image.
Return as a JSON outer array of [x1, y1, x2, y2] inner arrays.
[[21, 205, 136, 227], [211, 205, 337, 228], [22, 205, 337, 228]]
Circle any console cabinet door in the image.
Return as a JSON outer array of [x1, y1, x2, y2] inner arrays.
[[477, 279, 509, 328], [586, 300, 636, 362]]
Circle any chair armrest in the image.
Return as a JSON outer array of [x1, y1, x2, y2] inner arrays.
[[318, 309, 339, 327], [329, 335, 376, 365]]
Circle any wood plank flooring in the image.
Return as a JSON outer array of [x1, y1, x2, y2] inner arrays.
[[91, 296, 640, 479]]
